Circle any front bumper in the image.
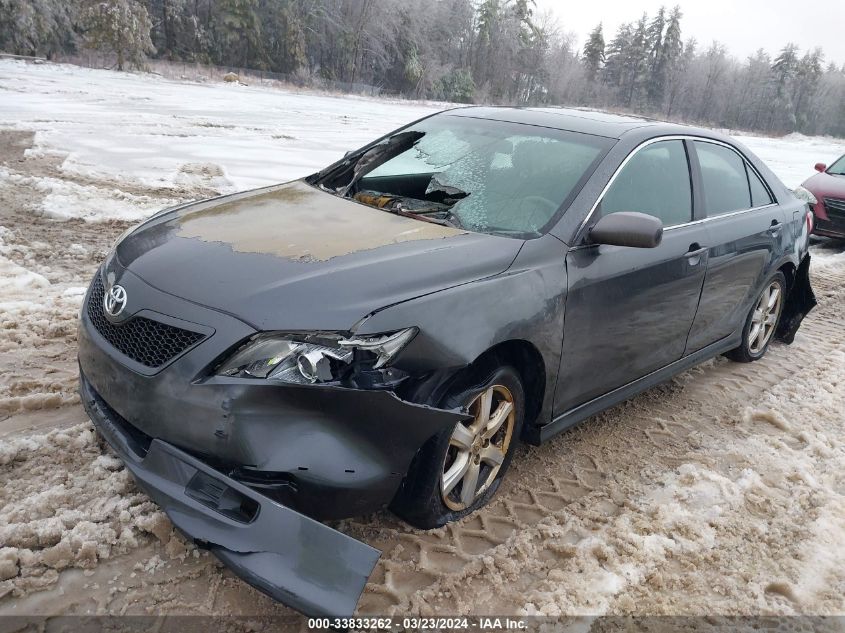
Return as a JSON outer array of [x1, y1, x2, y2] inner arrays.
[[813, 198, 845, 238], [77, 266, 467, 519], [80, 373, 379, 617], [776, 253, 817, 344], [77, 261, 472, 616]]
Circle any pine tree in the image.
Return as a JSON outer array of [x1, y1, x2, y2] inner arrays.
[[646, 6, 665, 69], [665, 36, 694, 118], [738, 49, 773, 130], [621, 14, 649, 107], [769, 43, 799, 131], [474, 0, 500, 85], [510, 0, 536, 46], [645, 6, 666, 107], [582, 23, 604, 84], [82, 0, 155, 70], [146, 0, 185, 60], [476, 0, 499, 47], [0, 0, 80, 58], [661, 7, 682, 67], [792, 48, 823, 132], [602, 22, 632, 91], [211, 0, 262, 69], [259, 0, 309, 74]]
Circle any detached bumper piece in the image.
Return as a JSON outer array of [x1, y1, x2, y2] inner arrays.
[[776, 254, 817, 344], [81, 375, 380, 618]]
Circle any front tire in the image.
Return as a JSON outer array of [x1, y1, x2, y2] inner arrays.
[[391, 365, 524, 529], [725, 271, 786, 363]]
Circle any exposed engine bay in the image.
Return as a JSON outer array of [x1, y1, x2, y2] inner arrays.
[[353, 188, 466, 227]]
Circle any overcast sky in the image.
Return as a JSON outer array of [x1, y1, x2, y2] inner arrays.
[[536, 0, 845, 66]]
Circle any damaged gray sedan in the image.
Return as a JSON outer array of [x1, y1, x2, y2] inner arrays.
[[78, 107, 816, 616]]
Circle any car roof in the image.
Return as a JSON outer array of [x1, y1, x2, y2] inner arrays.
[[443, 106, 693, 140]]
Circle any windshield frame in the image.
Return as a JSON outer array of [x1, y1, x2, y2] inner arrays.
[[308, 110, 616, 240], [827, 154, 845, 176]]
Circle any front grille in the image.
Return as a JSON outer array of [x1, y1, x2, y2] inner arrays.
[[823, 197, 845, 221], [87, 275, 205, 368]]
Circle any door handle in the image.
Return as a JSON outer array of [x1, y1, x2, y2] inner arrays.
[[685, 244, 708, 259], [768, 221, 783, 235]]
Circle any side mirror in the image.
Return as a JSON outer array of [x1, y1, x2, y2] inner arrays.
[[814, 163, 827, 172], [589, 212, 663, 248], [344, 150, 354, 158]]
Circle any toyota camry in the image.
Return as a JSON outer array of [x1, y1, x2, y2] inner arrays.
[[79, 107, 816, 617]]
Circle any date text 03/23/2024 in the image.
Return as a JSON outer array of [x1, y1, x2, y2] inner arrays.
[[307, 617, 528, 630]]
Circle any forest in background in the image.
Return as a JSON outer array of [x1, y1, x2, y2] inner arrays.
[[2, 0, 844, 137]]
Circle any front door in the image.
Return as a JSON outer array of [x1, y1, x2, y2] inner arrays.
[[554, 139, 708, 414]]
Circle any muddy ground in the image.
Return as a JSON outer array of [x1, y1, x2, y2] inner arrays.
[[1, 128, 844, 625]]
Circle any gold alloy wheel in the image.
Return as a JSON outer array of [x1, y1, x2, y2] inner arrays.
[[749, 280, 784, 354], [441, 384, 516, 511]]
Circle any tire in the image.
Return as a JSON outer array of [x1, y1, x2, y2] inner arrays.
[[725, 271, 786, 363], [391, 365, 525, 529]]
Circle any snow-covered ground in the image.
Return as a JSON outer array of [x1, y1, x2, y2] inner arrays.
[[735, 132, 845, 191], [0, 59, 844, 619], [2, 59, 845, 224], [0, 60, 442, 209]]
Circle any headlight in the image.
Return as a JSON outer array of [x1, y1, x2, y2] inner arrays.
[[794, 186, 818, 205], [339, 327, 417, 368], [216, 328, 417, 384]]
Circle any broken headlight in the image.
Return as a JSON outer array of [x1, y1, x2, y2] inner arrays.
[[216, 328, 417, 385], [793, 186, 818, 205]]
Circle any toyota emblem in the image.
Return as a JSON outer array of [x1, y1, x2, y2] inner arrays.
[[104, 284, 128, 317]]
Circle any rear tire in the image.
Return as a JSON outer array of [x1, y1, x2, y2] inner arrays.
[[725, 271, 786, 363], [391, 365, 524, 529]]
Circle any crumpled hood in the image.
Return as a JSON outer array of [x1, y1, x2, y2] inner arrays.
[[116, 180, 522, 331]]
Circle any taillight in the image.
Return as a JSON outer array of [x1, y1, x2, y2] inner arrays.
[[806, 209, 814, 233]]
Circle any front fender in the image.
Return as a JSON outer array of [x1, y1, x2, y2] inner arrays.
[[355, 235, 568, 427]]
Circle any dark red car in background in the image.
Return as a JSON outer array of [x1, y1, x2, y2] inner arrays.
[[802, 154, 845, 238]]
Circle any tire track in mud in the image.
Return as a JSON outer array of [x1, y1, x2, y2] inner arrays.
[[350, 267, 845, 615]]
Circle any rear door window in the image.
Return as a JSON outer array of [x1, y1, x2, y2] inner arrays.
[[694, 141, 752, 215], [600, 139, 692, 227], [747, 164, 774, 207]]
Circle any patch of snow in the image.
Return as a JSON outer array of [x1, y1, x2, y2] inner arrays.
[[37, 177, 180, 223], [0, 226, 51, 304], [0, 59, 441, 197], [0, 424, 176, 597], [737, 133, 845, 189]]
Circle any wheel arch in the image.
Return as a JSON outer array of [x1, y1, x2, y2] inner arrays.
[[778, 260, 796, 291], [439, 339, 546, 436]]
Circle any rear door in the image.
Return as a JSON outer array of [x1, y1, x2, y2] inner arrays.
[[554, 139, 708, 414], [684, 140, 785, 353]]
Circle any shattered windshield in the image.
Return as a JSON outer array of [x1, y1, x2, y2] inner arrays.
[[315, 115, 612, 237]]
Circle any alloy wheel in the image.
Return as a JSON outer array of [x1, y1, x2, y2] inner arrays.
[[441, 384, 516, 511], [748, 280, 783, 354]]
